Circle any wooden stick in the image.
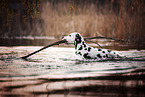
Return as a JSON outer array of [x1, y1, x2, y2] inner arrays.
[[21, 39, 67, 59], [85, 40, 103, 49], [84, 36, 124, 42], [20, 36, 124, 59]]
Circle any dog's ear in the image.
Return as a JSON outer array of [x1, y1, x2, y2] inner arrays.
[[75, 34, 82, 43], [74, 34, 82, 49]]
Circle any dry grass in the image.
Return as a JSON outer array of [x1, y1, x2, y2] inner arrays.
[[117, 0, 145, 45], [1, 0, 145, 46], [41, 1, 118, 38], [40, 0, 145, 46]]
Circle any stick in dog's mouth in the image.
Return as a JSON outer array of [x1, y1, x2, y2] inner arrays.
[[62, 39, 71, 45]]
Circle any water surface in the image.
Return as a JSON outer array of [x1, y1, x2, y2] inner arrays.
[[0, 46, 145, 97]]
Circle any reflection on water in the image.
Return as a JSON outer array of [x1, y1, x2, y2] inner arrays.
[[0, 47, 145, 97]]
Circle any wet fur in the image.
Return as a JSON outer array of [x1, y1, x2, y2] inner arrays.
[[64, 32, 122, 61]]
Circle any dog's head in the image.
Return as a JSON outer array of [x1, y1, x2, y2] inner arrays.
[[63, 32, 84, 44]]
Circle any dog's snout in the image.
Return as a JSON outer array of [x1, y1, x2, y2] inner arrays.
[[62, 35, 67, 39], [62, 36, 65, 39], [61, 36, 67, 43]]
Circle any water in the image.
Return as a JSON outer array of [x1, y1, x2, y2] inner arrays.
[[0, 46, 145, 97]]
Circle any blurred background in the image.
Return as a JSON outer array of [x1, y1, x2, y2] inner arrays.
[[0, 0, 145, 49]]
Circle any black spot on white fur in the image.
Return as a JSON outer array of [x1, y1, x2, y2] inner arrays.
[[78, 52, 82, 55], [84, 53, 91, 59], [97, 54, 102, 58], [108, 50, 111, 53], [98, 49, 102, 51], [78, 45, 83, 50], [82, 41, 86, 47], [102, 51, 105, 53], [106, 54, 109, 58], [88, 47, 91, 52]]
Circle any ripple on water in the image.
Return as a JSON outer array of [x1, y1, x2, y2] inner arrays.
[[0, 47, 145, 77], [0, 47, 145, 96]]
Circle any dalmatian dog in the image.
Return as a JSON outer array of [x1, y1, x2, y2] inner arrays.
[[63, 32, 122, 61]]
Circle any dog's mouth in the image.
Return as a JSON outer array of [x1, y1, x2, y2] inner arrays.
[[62, 39, 73, 45], [62, 39, 68, 44]]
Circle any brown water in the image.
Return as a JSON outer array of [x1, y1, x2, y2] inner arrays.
[[0, 46, 145, 97]]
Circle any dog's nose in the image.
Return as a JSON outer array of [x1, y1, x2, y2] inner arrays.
[[62, 36, 65, 39], [61, 36, 67, 41], [62, 35, 67, 40]]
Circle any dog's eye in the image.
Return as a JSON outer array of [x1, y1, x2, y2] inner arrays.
[[69, 35, 71, 37]]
